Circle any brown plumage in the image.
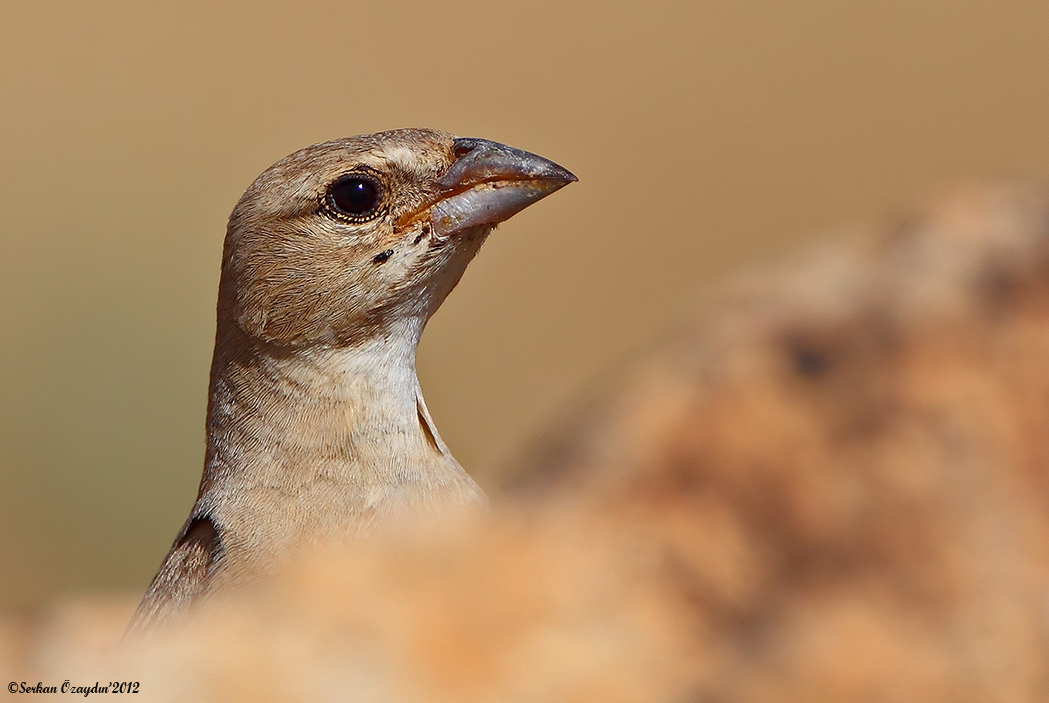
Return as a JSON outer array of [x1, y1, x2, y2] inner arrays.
[[129, 128, 576, 631]]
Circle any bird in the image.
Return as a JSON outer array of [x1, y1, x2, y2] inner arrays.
[[128, 128, 576, 631]]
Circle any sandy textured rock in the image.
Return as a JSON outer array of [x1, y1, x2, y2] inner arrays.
[[505, 182, 1049, 700]]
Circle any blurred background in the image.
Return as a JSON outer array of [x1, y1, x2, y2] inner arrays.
[[3, 0, 1049, 613]]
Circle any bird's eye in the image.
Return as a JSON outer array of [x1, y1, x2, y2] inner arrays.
[[325, 174, 382, 220]]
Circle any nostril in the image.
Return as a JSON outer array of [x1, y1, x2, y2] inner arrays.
[[451, 138, 480, 158]]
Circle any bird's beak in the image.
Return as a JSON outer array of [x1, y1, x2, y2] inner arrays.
[[427, 138, 577, 238]]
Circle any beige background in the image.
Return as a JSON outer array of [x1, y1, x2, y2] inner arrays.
[[3, 0, 1049, 612]]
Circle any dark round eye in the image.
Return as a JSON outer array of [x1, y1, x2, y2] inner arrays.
[[325, 174, 382, 220]]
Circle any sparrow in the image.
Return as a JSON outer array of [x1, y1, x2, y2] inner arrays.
[[129, 128, 576, 631]]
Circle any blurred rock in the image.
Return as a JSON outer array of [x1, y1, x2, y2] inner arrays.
[[505, 182, 1049, 700], [6, 183, 1049, 701]]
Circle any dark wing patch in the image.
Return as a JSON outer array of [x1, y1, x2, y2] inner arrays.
[[126, 515, 221, 635]]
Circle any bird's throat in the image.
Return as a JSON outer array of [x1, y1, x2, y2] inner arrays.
[[192, 319, 483, 571]]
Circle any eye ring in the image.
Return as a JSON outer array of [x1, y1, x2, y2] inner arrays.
[[322, 173, 385, 222]]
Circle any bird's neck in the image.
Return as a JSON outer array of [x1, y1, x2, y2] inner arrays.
[[195, 316, 482, 556]]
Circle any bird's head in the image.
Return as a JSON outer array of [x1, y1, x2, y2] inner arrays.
[[219, 128, 576, 348]]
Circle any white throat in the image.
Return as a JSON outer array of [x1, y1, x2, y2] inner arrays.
[[192, 315, 483, 573]]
